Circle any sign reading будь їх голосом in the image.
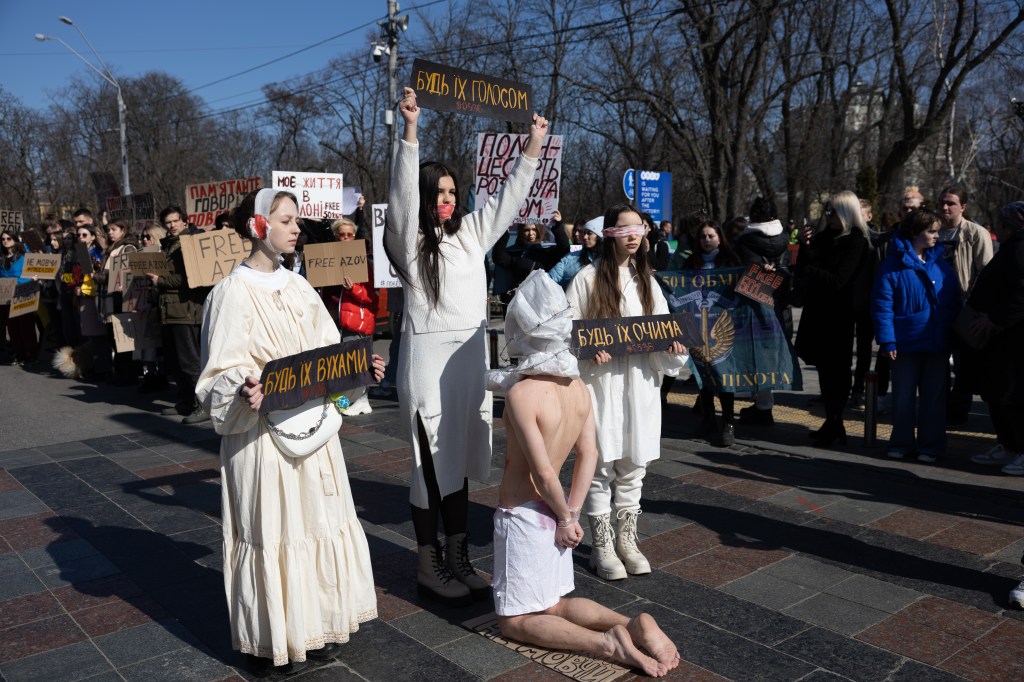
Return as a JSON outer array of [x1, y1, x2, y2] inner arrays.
[[412, 58, 533, 124]]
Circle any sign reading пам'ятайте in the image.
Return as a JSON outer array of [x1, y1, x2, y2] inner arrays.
[[412, 59, 533, 124]]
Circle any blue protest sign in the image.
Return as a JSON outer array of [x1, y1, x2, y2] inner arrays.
[[637, 171, 672, 222]]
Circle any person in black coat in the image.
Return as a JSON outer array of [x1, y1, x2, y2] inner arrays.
[[492, 213, 570, 303], [795, 191, 873, 447], [965, 201, 1024, 475], [735, 196, 792, 426]]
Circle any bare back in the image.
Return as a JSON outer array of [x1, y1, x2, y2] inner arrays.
[[499, 375, 594, 508]]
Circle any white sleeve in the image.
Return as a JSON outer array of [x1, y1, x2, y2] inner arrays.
[[196, 279, 260, 436]]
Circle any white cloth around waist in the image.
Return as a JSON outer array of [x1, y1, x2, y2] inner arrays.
[[492, 499, 574, 617]]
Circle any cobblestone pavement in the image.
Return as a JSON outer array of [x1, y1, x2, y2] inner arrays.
[[1, 359, 1022, 681]]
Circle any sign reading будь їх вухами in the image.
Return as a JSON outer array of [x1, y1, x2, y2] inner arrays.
[[412, 58, 533, 124], [571, 314, 702, 358], [258, 336, 374, 415]]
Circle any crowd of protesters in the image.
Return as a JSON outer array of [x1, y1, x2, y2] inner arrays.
[[2, 184, 1020, 465], [0, 201, 381, 427], [2, 172, 1023, 669]]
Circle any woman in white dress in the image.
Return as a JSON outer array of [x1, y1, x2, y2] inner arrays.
[[196, 188, 383, 674], [566, 204, 689, 581], [384, 87, 549, 604]]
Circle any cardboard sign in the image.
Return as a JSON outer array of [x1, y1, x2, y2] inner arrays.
[[475, 133, 561, 222], [105, 248, 136, 293], [571, 313, 702, 358], [9, 281, 41, 318], [90, 171, 120, 216], [302, 240, 369, 289], [21, 253, 61, 280], [106, 193, 155, 230], [127, 250, 172, 278], [111, 311, 162, 352], [0, 210, 24, 232], [185, 177, 262, 229], [258, 336, 374, 415], [21, 230, 44, 253], [412, 58, 533, 123], [10, 292, 40, 318], [271, 171, 344, 220], [0, 278, 15, 304], [371, 203, 402, 289], [179, 230, 251, 287], [735, 263, 785, 306], [75, 242, 95, 275]]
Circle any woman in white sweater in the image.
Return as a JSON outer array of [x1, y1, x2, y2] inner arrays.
[[384, 87, 549, 604]]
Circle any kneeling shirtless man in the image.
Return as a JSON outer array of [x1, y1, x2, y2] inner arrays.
[[487, 271, 679, 678]]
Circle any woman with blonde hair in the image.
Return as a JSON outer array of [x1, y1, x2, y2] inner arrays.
[[795, 190, 873, 446]]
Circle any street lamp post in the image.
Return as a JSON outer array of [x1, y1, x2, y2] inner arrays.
[[36, 17, 131, 196]]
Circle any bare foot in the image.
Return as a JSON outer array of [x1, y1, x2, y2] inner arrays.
[[628, 613, 680, 672], [604, 624, 666, 677]]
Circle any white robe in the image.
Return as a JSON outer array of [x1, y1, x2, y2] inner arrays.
[[565, 263, 689, 465], [196, 266, 376, 666]]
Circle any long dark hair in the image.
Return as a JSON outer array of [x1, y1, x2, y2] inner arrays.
[[384, 161, 464, 307], [1, 228, 25, 261], [585, 203, 654, 319], [682, 220, 740, 269]]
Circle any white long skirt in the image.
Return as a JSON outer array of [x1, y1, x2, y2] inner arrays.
[[397, 324, 492, 508], [221, 427, 377, 666]]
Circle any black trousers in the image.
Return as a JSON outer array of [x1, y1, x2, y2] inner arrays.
[[166, 324, 202, 411]]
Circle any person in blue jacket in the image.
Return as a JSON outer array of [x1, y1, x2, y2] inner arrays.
[[871, 208, 961, 463], [547, 216, 602, 288]]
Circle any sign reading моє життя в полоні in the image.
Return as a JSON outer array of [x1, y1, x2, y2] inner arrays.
[[411, 58, 533, 124]]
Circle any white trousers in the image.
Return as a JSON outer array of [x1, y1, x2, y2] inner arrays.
[[583, 459, 646, 517]]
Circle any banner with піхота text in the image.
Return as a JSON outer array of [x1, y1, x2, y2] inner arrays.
[[657, 268, 801, 393]]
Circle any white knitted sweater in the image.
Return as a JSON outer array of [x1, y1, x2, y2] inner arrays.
[[385, 139, 540, 333]]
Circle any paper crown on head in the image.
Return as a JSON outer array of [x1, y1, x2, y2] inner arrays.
[[485, 270, 579, 392]]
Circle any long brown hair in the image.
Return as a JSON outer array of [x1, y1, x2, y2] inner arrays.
[[585, 204, 654, 319], [383, 161, 463, 307], [682, 220, 740, 269]]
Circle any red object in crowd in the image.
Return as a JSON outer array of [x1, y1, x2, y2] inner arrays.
[[334, 263, 379, 337]]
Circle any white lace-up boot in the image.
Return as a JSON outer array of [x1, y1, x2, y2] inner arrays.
[[588, 513, 627, 580], [615, 508, 651, 575]]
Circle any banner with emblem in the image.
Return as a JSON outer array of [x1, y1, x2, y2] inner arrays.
[[657, 268, 801, 392]]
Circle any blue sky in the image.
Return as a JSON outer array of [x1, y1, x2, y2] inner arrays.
[[0, 0, 437, 111]]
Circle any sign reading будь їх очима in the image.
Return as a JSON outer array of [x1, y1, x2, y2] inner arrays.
[[412, 58, 533, 124], [571, 314, 702, 358]]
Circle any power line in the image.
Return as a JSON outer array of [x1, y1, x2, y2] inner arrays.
[[172, 4, 676, 125]]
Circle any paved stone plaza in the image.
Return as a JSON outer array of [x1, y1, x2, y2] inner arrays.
[[1, 358, 1023, 681]]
